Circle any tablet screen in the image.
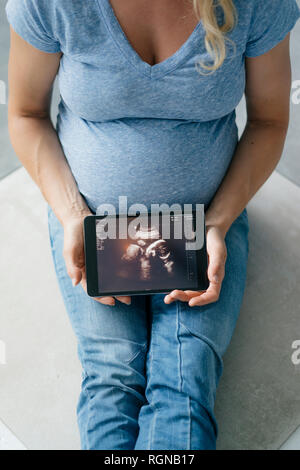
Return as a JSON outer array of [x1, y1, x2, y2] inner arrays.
[[94, 212, 204, 294]]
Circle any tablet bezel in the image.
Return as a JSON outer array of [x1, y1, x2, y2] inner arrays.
[[84, 211, 209, 297]]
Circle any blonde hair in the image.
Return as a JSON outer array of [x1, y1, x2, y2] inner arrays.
[[192, 0, 237, 73]]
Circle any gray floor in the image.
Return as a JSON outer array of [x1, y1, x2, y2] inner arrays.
[[0, 0, 300, 450]]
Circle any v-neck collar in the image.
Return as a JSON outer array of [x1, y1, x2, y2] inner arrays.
[[96, 0, 204, 80]]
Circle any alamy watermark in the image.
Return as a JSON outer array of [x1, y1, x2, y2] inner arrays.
[[291, 340, 300, 367], [0, 340, 6, 365], [0, 79, 6, 105], [96, 197, 204, 250], [292, 80, 300, 105]]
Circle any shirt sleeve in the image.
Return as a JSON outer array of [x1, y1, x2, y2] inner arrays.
[[5, 0, 61, 53], [245, 0, 300, 57]]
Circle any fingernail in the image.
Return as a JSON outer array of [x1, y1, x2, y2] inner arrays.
[[72, 279, 76, 287], [213, 275, 219, 283]]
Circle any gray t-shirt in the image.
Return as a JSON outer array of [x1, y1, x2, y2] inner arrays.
[[5, 0, 300, 212]]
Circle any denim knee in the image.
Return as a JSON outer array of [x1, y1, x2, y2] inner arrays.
[[178, 320, 222, 434], [77, 333, 148, 399], [76, 334, 148, 450]]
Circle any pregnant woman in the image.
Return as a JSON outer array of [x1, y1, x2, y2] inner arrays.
[[6, 0, 300, 450]]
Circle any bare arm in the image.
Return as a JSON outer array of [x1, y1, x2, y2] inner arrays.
[[7, 26, 90, 225], [7, 27, 130, 306], [205, 34, 291, 234]]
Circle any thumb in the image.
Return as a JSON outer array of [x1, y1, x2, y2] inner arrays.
[[207, 239, 227, 285], [63, 241, 85, 286], [69, 265, 83, 286]]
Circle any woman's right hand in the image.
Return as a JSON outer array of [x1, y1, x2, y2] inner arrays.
[[62, 213, 131, 306]]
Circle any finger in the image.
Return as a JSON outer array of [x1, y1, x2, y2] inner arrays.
[[64, 246, 85, 286], [94, 296, 116, 306], [115, 296, 131, 305], [67, 264, 83, 286], [207, 245, 226, 286], [188, 283, 220, 307], [164, 290, 190, 303], [183, 290, 206, 298], [165, 289, 206, 304], [79, 272, 90, 296], [79, 277, 115, 305]]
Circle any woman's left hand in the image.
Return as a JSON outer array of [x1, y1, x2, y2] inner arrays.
[[164, 225, 227, 307]]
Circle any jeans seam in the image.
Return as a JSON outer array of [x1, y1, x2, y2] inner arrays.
[[177, 319, 223, 421], [176, 301, 183, 393], [147, 336, 162, 411], [47, 209, 77, 317], [178, 320, 223, 369], [148, 343, 158, 449], [188, 396, 191, 450], [149, 405, 157, 450], [82, 369, 93, 451]]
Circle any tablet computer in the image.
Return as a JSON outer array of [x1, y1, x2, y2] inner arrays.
[[84, 210, 209, 297]]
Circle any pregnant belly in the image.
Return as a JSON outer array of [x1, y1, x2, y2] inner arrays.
[[57, 112, 238, 213]]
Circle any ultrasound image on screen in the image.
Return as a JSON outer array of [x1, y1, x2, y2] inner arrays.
[[96, 214, 199, 294]]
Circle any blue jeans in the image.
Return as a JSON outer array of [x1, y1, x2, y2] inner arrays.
[[47, 205, 249, 450]]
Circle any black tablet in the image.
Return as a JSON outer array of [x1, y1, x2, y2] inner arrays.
[[84, 210, 209, 297]]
